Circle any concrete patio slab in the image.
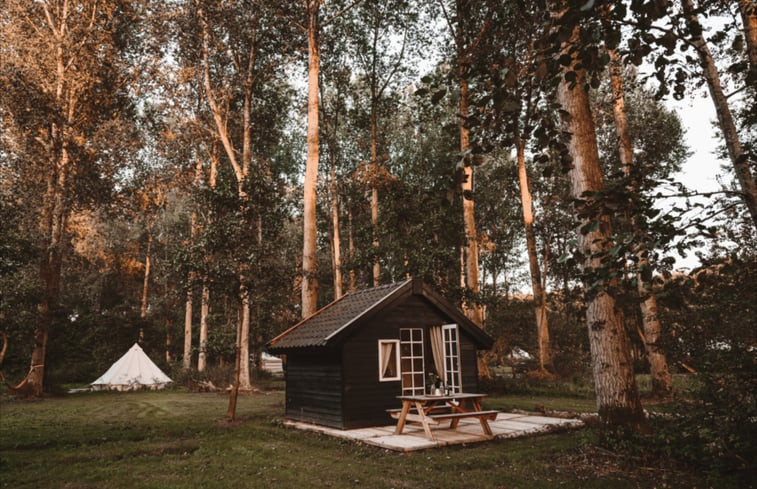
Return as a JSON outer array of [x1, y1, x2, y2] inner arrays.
[[285, 412, 584, 452]]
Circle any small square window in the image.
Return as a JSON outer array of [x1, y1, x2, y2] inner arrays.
[[378, 340, 401, 381]]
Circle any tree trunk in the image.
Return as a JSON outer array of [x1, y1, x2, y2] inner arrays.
[[226, 313, 243, 422], [739, 0, 757, 74], [637, 284, 671, 397], [183, 288, 193, 369], [370, 71, 381, 287], [330, 156, 343, 299], [682, 0, 757, 227], [140, 222, 152, 322], [238, 283, 252, 390], [25, 141, 68, 396], [459, 76, 483, 326], [302, 0, 320, 317], [609, 50, 672, 398], [516, 141, 553, 372], [557, 57, 647, 432], [348, 207, 356, 293], [165, 320, 173, 364], [184, 156, 204, 370], [457, 60, 489, 380], [197, 281, 210, 372], [20, 3, 80, 396], [371, 186, 380, 286], [198, 147, 218, 373], [200, 5, 257, 387]]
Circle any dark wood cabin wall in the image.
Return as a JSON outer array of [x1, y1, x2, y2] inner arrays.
[[285, 353, 344, 429], [341, 295, 452, 429], [459, 331, 479, 392]]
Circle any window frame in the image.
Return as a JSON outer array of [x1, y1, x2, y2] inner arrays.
[[377, 339, 401, 382]]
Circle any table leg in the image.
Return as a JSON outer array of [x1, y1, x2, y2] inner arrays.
[[472, 398, 493, 437], [394, 400, 411, 435], [449, 402, 462, 429], [449, 399, 470, 429], [415, 401, 435, 441]]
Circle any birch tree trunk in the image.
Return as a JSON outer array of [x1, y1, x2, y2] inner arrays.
[[739, 0, 757, 72], [141, 224, 152, 324], [348, 208, 357, 293], [609, 50, 672, 398], [370, 35, 381, 288], [459, 76, 483, 326], [197, 283, 210, 371], [226, 316, 243, 422], [516, 141, 553, 372], [198, 147, 217, 372], [238, 282, 251, 388], [183, 287, 193, 369], [183, 161, 201, 369], [199, 6, 257, 391], [302, 0, 321, 317], [331, 156, 343, 299], [681, 0, 757, 227], [371, 111, 381, 286], [557, 55, 647, 431]]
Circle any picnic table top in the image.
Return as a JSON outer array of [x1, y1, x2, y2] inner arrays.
[[397, 392, 487, 402]]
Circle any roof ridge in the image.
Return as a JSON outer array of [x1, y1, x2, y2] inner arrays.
[[323, 279, 411, 342], [267, 278, 412, 350]]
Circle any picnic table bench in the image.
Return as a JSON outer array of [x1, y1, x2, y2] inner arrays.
[[390, 393, 497, 441]]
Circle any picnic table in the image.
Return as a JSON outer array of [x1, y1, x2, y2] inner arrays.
[[389, 392, 498, 441]]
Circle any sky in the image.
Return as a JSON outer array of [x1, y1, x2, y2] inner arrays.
[[668, 97, 723, 195], [664, 95, 726, 271]]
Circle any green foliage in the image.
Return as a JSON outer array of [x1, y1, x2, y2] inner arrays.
[[601, 255, 757, 479], [600, 361, 755, 483]]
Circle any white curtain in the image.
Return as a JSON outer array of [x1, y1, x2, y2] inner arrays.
[[429, 326, 445, 382], [381, 342, 395, 377]]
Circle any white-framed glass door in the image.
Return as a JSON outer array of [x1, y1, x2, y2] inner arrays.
[[400, 328, 425, 395], [442, 324, 461, 393]]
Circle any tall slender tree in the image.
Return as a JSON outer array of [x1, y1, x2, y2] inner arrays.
[[679, 0, 757, 226], [302, 0, 321, 317], [553, 14, 647, 431], [606, 51, 672, 398], [437, 0, 493, 326]]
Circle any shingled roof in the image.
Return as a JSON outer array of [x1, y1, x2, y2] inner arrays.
[[267, 280, 410, 352], [267, 278, 493, 353]]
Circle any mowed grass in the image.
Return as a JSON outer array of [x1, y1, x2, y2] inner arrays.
[[0, 390, 705, 489]]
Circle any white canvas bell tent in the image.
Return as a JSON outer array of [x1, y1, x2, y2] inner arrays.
[[91, 343, 172, 391]]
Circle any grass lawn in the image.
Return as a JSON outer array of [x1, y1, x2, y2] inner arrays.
[[0, 389, 731, 489]]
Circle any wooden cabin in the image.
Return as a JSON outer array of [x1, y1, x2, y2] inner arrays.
[[266, 278, 494, 429]]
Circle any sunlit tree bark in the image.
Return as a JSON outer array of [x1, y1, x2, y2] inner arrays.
[[608, 50, 672, 398], [681, 0, 757, 227], [557, 35, 647, 431], [738, 0, 757, 73], [302, 0, 321, 317]]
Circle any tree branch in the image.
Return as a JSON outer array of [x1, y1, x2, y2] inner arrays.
[[323, 0, 366, 28]]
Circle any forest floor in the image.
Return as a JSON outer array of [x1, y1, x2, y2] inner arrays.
[[0, 387, 741, 489]]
